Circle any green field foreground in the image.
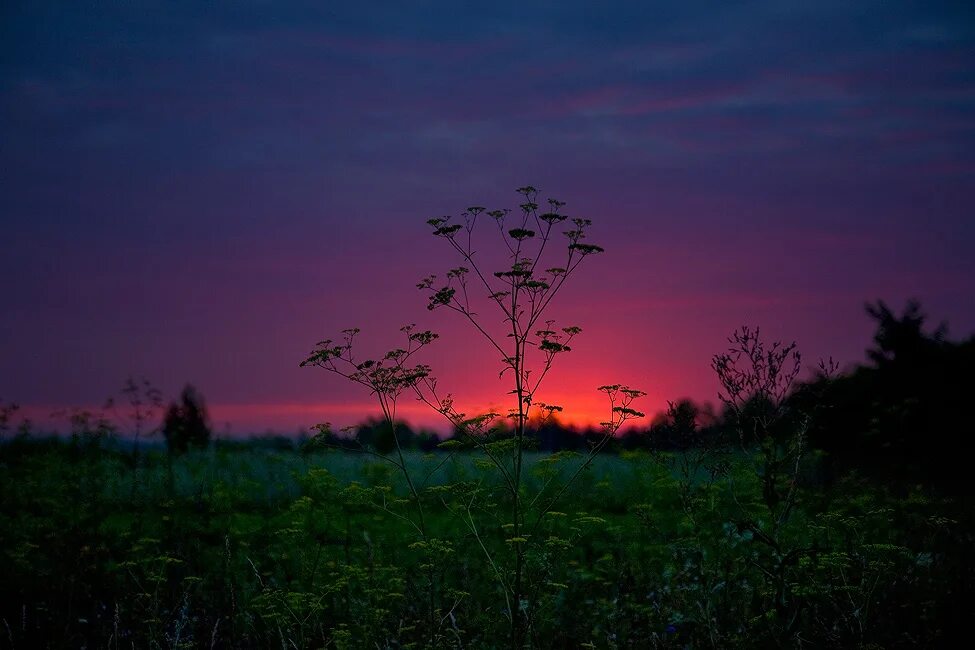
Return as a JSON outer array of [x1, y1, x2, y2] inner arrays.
[[1, 442, 970, 648]]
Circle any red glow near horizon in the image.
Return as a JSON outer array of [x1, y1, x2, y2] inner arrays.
[[17, 360, 692, 436], [2, 3, 973, 434]]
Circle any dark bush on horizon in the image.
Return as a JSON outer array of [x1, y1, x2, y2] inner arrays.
[[353, 417, 439, 454], [794, 300, 975, 494], [162, 384, 211, 454]]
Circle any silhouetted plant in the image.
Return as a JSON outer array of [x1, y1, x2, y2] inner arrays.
[[162, 384, 211, 454], [0, 400, 19, 442], [105, 376, 163, 465], [303, 186, 644, 647], [301, 324, 441, 642], [713, 326, 805, 514], [419, 188, 646, 648], [711, 326, 841, 644], [65, 406, 117, 453], [5, 307, 967, 647]]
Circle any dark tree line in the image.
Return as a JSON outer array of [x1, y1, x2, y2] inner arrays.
[[796, 300, 975, 494], [8, 300, 969, 499], [337, 300, 971, 498]]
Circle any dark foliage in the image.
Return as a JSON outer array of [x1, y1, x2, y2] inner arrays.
[[162, 384, 212, 454], [797, 300, 975, 494], [354, 417, 439, 454], [3, 299, 973, 646]]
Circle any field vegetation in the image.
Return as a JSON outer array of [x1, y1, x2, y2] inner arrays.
[[2, 187, 972, 648], [1, 436, 968, 648]]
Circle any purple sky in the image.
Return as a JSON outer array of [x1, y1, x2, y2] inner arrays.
[[2, 1, 973, 434]]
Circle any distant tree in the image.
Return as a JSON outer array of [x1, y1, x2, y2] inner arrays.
[[803, 300, 975, 492], [355, 417, 414, 455], [866, 299, 945, 367], [0, 400, 19, 441], [162, 385, 211, 454], [651, 399, 702, 449]]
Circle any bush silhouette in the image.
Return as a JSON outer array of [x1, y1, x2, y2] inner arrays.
[[796, 300, 974, 492], [162, 384, 211, 454]]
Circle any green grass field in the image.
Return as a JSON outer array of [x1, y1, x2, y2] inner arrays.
[[0, 442, 967, 648]]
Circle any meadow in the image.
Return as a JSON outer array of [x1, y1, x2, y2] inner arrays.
[[1, 438, 965, 649]]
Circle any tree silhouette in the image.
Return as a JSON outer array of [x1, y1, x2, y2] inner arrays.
[[803, 300, 974, 492], [866, 299, 945, 367], [162, 385, 211, 454]]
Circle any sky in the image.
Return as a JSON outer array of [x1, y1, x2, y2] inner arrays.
[[2, 1, 974, 435]]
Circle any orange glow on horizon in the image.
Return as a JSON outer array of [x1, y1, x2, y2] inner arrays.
[[15, 390, 666, 437], [205, 386, 661, 435]]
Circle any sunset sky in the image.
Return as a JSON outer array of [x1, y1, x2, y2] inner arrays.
[[2, 1, 974, 434]]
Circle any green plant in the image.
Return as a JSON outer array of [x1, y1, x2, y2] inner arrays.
[[114, 377, 163, 463], [302, 186, 645, 647]]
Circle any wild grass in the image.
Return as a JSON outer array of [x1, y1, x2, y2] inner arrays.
[[0, 441, 961, 648]]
